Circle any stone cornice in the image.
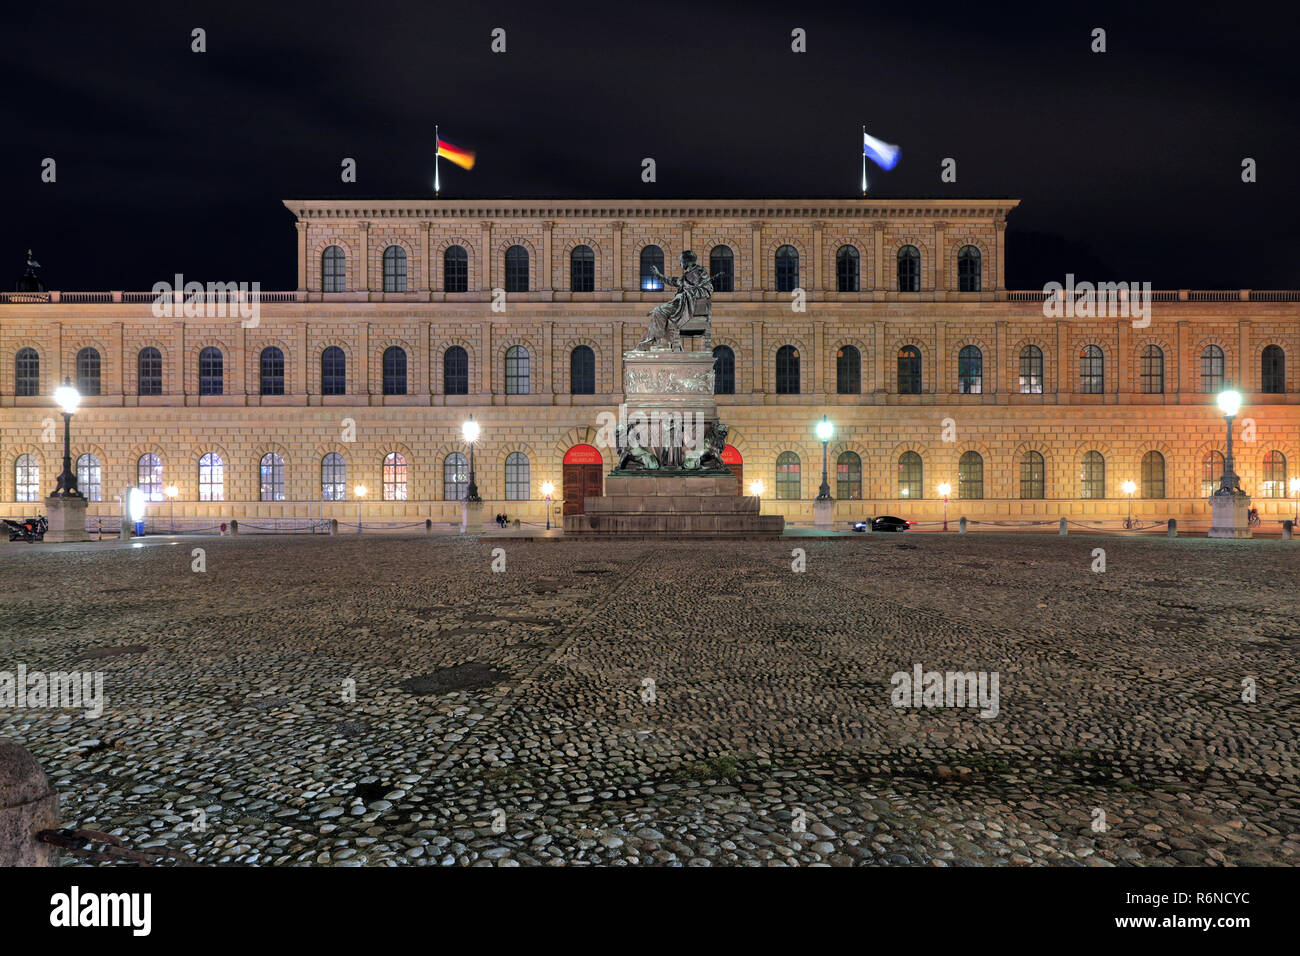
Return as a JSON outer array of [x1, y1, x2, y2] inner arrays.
[[282, 198, 1022, 222]]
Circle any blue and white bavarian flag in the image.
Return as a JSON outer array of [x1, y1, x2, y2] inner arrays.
[[862, 130, 901, 170]]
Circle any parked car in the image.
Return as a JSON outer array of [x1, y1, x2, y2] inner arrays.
[[852, 515, 911, 533]]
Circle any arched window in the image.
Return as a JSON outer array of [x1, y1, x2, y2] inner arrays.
[[775, 345, 800, 394], [958, 451, 984, 499], [260, 452, 285, 501], [1019, 345, 1044, 394], [76, 453, 101, 501], [897, 245, 920, 292], [199, 346, 223, 396], [1141, 451, 1165, 498], [444, 245, 468, 293], [836, 245, 860, 292], [775, 245, 799, 292], [15, 454, 39, 502], [958, 345, 983, 394], [836, 345, 861, 394], [836, 451, 862, 500], [775, 451, 801, 500], [1262, 345, 1285, 393], [1200, 450, 1224, 497], [713, 346, 735, 395], [321, 452, 345, 501], [1200, 345, 1224, 393], [570, 245, 595, 292], [382, 346, 407, 395], [260, 346, 285, 396], [444, 452, 468, 500], [898, 346, 922, 394], [443, 346, 469, 395], [1079, 345, 1104, 393], [640, 245, 664, 291], [709, 245, 734, 292], [505, 451, 530, 500], [199, 452, 225, 502], [15, 348, 39, 396], [322, 245, 345, 293], [1020, 450, 1045, 499], [138, 453, 163, 501], [504, 245, 529, 293], [383, 452, 408, 501], [76, 347, 100, 396], [321, 346, 346, 395], [957, 245, 981, 292], [1261, 450, 1288, 498], [1080, 451, 1105, 499], [1140, 345, 1164, 394], [137, 347, 162, 396], [505, 345, 530, 395], [570, 345, 595, 394], [382, 245, 408, 292], [895, 452, 921, 499]]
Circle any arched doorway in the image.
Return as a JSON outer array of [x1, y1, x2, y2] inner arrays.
[[563, 444, 604, 516], [722, 444, 743, 495]]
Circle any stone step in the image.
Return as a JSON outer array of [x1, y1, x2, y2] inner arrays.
[[582, 495, 760, 515], [563, 513, 784, 535], [605, 474, 739, 497]]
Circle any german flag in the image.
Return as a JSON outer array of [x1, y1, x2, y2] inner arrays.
[[436, 138, 475, 171]]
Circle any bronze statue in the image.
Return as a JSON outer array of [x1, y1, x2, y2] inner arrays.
[[636, 251, 713, 350]]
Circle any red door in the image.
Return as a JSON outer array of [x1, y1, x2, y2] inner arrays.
[[563, 444, 604, 515], [722, 444, 743, 495]]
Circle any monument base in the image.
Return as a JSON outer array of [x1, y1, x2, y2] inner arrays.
[[1208, 494, 1252, 538], [461, 499, 484, 534], [44, 496, 89, 543], [813, 499, 833, 531], [564, 473, 784, 536]]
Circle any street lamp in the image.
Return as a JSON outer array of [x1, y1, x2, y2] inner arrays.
[[354, 484, 367, 533], [937, 482, 951, 531], [164, 484, 178, 533], [541, 480, 555, 531], [815, 415, 834, 501], [1121, 480, 1137, 528], [749, 479, 764, 497], [462, 416, 482, 502], [1214, 389, 1245, 496], [50, 377, 83, 498]]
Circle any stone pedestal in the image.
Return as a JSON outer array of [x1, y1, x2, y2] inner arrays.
[[814, 499, 833, 531], [44, 496, 89, 543], [461, 499, 483, 535], [565, 474, 783, 536], [0, 738, 60, 866], [1209, 494, 1252, 538]]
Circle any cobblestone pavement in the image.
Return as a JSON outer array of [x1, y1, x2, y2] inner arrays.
[[2, 533, 1297, 866]]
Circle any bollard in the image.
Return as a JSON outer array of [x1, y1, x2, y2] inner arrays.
[[0, 738, 60, 866], [1167, 518, 1178, 538], [1283, 520, 1293, 541], [1059, 517, 1068, 536], [425, 518, 433, 535], [119, 518, 130, 541], [329, 518, 338, 536], [959, 516, 967, 534], [230, 519, 239, 536]]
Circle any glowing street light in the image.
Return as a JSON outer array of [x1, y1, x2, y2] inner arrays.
[[462, 416, 482, 502], [354, 483, 367, 534], [815, 415, 834, 502], [1214, 389, 1245, 497], [937, 481, 952, 531], [541, 480, 555, 531], [128, 486, 146, 537], [50, 377, 83, 498], [1121, 479, 1137, 528], [749, 479, 764, 497], [164, 484, 179, 533], [1289, 476, 1300, 524]]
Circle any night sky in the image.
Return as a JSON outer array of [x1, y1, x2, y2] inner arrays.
[[3, 0, 1297, 292]]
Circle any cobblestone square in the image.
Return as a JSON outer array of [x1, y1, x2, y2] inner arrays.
[[2, 533, 1297, 866]]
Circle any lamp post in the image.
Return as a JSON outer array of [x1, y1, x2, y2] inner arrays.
[[937, 482, 951, 531], [542, 480, 555, 531], [50, 378, 82, 498], [462, 416, 481, 502], [164, 484, 178, 533], [354, 484, 367, 533], [815, 415, 834, 501], [1290, 476, 1300, 524], [1121, 480, 1136, 528], [1214, 390, 1244, 496], [749, 479, 764, 498]]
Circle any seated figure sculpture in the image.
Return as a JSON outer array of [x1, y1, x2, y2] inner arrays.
[[636, 250, 713, 350]]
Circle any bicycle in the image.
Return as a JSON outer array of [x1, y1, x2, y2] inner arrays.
[[1248, 509, 1261, 529]]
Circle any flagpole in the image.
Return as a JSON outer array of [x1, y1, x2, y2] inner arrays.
[[434, 123, 440, 197], [861, 125, 867, 197]]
